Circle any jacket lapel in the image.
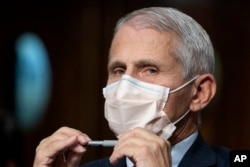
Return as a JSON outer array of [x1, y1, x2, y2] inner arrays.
[[178, 133, 216, 167]]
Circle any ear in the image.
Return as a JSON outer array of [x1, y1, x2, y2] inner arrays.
[[189, 74, 216, 112]]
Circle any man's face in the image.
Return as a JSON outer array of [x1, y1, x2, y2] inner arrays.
[[107, 25, 193, 122]]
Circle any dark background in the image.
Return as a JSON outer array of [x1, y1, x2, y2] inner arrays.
[[0, 0, 250, 166]]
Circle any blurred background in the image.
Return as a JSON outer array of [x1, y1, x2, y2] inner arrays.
[[0, 0, 249, 166]]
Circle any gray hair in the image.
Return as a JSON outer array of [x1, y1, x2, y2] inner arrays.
[[114, 7, 215, 80]]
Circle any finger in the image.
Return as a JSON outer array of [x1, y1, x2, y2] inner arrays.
[[68, 143, 86, 154], [57, 143, 87, 167], [45, 135, 80, 155], [117, 128, 164, 149], [41, 128, 91, 155], [35, 135, 79, 166], [110, 138, 142, 164], [51, 127, 91, 144], [34, 128, 91, 166], [111, 128, 172, 166], [67, 151, 85, 167], [110, 136, 153, 164], [111, 139, 171, 167], [54, 154, 67, 167]]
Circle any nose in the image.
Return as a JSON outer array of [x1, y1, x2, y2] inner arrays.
[[124, 65, 140, 80], [124, 68, 133, 77]]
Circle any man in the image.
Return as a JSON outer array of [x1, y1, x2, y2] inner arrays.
[[33, 7, 229, 167]]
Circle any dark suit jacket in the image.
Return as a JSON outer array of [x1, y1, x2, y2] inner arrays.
[[81, 133, 230, 167]]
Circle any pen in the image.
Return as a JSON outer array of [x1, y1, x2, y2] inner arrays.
[[87, 140, 118, 147]]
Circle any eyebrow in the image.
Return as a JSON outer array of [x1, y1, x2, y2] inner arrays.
[[108, 60, 126, 72], [135, 59, 160, 67], [108, 59, 162, 71]]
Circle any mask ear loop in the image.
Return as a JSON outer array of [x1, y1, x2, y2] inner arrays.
[[169, 75, 199, 93], [162, 75, 199, 113], [168, 75, 199, 125], [172, 109, 190, 125]]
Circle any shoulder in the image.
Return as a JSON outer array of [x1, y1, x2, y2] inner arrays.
[[211, 146, 231, 166], [179, 132, 230, 167]]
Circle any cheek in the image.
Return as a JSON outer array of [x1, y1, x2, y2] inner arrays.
[[107, 75, 120, 84], [163, 91, 191, 122]]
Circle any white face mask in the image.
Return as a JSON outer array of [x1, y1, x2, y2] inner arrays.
[[103, 75, 198, 139]]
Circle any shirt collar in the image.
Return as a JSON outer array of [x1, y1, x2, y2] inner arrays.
[[171, 131, 198, 167]]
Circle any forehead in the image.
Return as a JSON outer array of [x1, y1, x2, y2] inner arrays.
[[109, 25, 179, 65]]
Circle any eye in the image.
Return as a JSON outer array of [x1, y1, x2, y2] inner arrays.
[[144, 67, 158, 75], [113, 67, 125, 75], [147, 68, 157, 74]]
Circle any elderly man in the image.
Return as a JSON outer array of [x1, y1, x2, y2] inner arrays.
[[33, 7, 229, 167]]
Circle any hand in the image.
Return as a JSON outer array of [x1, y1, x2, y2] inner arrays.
[[109, 128, 172, 167], [33, 126, 91, 167]]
